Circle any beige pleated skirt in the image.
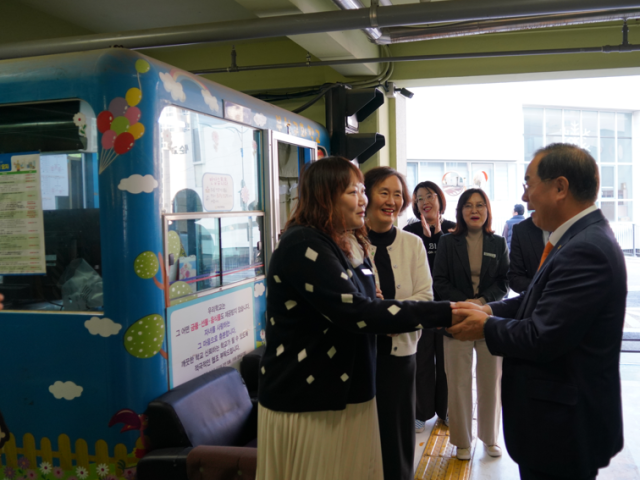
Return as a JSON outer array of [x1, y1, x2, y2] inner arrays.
[[256, 399, 384, 480]]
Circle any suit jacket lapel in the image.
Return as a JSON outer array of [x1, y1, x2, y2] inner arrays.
[[480, 234, 494, 282], [453, 235, 472, 283]]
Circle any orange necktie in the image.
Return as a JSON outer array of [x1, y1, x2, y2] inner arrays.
[[538, 241, 554, 271]]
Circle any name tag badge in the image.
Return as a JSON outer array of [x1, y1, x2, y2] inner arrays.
[[483, 252, 496, 258], [361, 268, 373, 275]]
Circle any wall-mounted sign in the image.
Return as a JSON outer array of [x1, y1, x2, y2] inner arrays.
[[442, 171, 465, 197], [40, 155, 69, 210], [472, 170, 489, 189], [203, 173, 234, 211], [0, 152, 46, 275], [167, 285, 255, 388]]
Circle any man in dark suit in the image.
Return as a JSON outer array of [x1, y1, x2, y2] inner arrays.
[[502, 203, 525, 250], [449, 143, 626, 480], [507, 217, 545, 294]]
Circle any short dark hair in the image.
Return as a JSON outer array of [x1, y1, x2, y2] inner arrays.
[[411, 181, 446, 218], [363, 167, 412, 214], [534, 143, 599, 203], [514, 204, 524, 215], [452, 188, 494, 236]]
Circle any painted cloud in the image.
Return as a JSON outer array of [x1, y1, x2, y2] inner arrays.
[[159, 72, 186, 102], [118, 174, 158, 194], [201, 89, 220, 112], [85, 317, 122, 337], [254, 282, 265, 298], [49, 381, 83, 400], [253, 113, 267, 127]]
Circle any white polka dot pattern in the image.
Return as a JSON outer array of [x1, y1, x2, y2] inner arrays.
[[341, 293, 353, 304], [276, 344, 284, 356], [341, 373, 349, 382], [274, 275, 282, 283], [305, 247, 319, 261], [357, 321, 366, 329], [270, 318, 275, 325], [340, 272, 348, 280], [261, 366, 265, 374], [323, 328, 329, 334], [305, 283, 314, 292], [347, 270, 353, 278], [307, 375, 315, 384], [327, 346, 336, 358], [285, 300, 297, 310], [388, 305, 401, 315], [298, 349, 307, 362], [416, 324, 424, 329]]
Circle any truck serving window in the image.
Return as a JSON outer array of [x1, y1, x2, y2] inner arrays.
[[0, 100, 101, 312], [159, 106, 264, 305]]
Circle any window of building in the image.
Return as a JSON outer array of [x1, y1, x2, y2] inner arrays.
[[405, 160, 515, 228], [523, 107, 633, 222]]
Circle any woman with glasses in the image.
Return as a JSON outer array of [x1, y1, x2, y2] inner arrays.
[[432, 188, 509, 461], [403, 182, 455, 433]]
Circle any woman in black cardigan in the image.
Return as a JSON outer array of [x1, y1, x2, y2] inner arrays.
[[432, 188, 509, 461], [403, 181, 456, 432], [257, 157, 454, 480]]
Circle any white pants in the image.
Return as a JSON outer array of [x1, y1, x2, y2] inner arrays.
[[443, 336, 502, 448]]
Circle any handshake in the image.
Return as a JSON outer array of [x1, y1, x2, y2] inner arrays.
[[447, 302, 491, 341]]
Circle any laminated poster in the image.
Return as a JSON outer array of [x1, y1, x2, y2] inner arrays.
[[0, 153, 46, 275], [168, 285, 255, 388]]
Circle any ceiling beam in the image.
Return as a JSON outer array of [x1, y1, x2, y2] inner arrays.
[[234, 0, 380, 76]]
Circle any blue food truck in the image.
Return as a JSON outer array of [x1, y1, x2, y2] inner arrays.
[[0, 48, 328, 480]]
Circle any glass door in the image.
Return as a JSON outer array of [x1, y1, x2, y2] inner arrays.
[[264, 131, 317, 268]]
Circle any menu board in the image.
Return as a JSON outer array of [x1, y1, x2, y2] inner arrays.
[[0, 153, 46, 275], [168, 285, 255, 387]]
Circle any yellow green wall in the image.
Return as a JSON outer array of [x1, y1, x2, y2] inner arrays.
[[143, 20, 640, 169]]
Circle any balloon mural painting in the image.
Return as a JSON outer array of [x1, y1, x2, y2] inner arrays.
[[98, 59, 150, 174]]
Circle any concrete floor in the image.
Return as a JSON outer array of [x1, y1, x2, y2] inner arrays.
[[414, 355, 640, 479]]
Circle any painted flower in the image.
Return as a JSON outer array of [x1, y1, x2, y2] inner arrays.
[[24, 470, 37, 480], [39, 462, 53, 475], [52, 467, 64, 478], [75, 466, 89, 479], [96, 464, 109, 477], [3, 466, 16, 479], [73, 113, 86, 127], [123, 468, 136, 480], [17, 458, 30, 469]]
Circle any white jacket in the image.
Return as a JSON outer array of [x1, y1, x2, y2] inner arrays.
[[369, 228, 434, 357]]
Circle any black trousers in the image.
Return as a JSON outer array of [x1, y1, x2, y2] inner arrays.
[[415, 329, 448, 421], [376, 353, 416, 480], [519, 465, 597, 480]]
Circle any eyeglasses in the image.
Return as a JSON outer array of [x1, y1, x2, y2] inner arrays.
[[523, 176, 557, 193], [462, 203, 487, 211], [416, 193, 437, 203]]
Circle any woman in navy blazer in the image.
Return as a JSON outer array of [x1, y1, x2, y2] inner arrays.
[[432, 188, 509, 460]]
